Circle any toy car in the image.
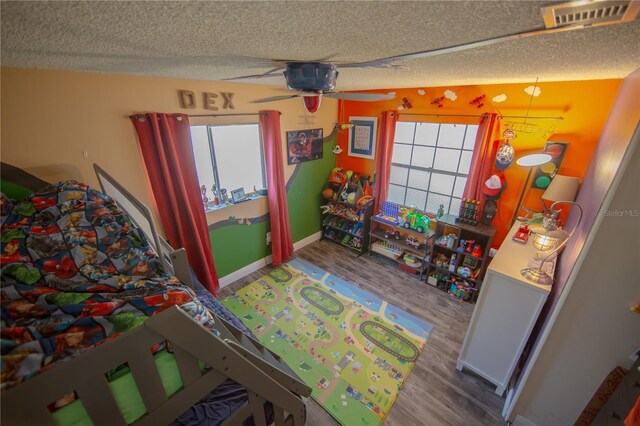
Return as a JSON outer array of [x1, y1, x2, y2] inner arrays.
[[406, 236, 421, 249], [402, 211, 430, 233]]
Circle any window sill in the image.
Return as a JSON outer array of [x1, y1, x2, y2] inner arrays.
[[203, 193, 266, 213]]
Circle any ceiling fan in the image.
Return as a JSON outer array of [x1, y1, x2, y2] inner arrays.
[[228, 0, 639, 113]]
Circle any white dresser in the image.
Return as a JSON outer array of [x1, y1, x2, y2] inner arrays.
[[456, 223, 551, 396]]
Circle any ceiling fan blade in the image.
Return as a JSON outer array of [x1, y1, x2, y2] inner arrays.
[[340, 25, 585, 69], [222, 70, 284, 81], [324, 92, 396, 101], [251, 94, 301, 103]]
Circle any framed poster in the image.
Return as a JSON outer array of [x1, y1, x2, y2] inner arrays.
[[286, 128, 323, 165], [348, 116, 378, 159]]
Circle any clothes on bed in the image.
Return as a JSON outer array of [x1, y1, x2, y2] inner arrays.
[[0, 181, 218, 389]]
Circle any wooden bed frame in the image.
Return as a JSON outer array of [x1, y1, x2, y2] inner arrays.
[[1, 165, 311, 426]]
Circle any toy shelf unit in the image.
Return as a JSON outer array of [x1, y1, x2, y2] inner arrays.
[[320, 168, 375, 255], [368, 201, 435, 279], [426, 214, 496, 303], [321, 198, 373, 254]]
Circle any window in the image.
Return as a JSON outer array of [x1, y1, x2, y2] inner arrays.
[[387, 122, 478, 216], [190, 124, 265, 209]]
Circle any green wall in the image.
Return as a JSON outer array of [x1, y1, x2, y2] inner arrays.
[[209, 134, 335, 277]]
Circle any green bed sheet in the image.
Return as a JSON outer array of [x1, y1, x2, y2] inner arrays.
[[52, 350, 203, 426]]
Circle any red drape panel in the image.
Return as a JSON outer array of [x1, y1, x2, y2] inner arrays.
[[259, 110, 294, 266], [373, 111, 399, 214], [130, 113, 219, 295], [463, 113, 500, 201]]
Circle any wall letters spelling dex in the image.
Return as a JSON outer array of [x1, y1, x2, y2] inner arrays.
[[178, 90, 235, 110]]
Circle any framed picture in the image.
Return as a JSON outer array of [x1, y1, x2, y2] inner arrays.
[[286, 128, 323, 165], [230, 188, 247, 203], [348, 116, 378, 159]]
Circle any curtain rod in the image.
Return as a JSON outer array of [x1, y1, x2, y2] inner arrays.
[[189, 113, 259, 118], [399, 112, 563, 120]]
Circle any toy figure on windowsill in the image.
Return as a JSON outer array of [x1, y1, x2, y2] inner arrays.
[[211, 184, 220, 206], [201, 185, 209, 206]]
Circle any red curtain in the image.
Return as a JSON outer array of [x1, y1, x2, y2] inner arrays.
[[259, 110, 294, 266], [130, 113, 219, 295], [463, 113, 500, 201], [373, 111, 399, 214]]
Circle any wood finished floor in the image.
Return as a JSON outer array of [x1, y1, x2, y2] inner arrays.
[[218, 240, 505, 426]]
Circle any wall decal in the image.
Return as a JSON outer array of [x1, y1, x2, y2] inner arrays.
[[401, 97, 413, 109], [469, 95, 486, 108], [531, 141, 568, 189], [444, 90, 458, 101], [417, 89, 426, 95], [524, 86, 542, 97], [431, 96, 445, 108], [177, 90, 235, 110], [492, 94, 508, 103]]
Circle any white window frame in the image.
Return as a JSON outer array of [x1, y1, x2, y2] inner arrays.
[[191, 123, 266, 207], [388, 121, 478, 215]]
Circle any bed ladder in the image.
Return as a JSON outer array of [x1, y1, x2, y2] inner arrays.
[[213, 315, 310, 398]]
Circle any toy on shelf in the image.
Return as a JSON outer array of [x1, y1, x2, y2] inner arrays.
[[465, 240, 476, 253], [375, 201, 401, 225], [403, 253, 421, 268], [456, 266, 473, 278], [371, 240, 404, 259], [433, 253, 449, 269], [471, 242, 483, 258], [406, 236, 421, 249], [448, 279, 473, 302], [401, 209, 431, 233], [457, 198, 481, 226], [385, 229, 400, 240], [457, 239, 467, 252]]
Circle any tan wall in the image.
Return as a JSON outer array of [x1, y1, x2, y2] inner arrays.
[[0, 67, 338, 231]]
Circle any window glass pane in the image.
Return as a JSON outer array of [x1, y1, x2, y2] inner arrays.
[[458, 150, 473, 174], [453, 177, 467, 198], [410, 146, 435, 169], [190, 126, 215, 190], [394, 122, 415, 143], [407, 169, 430, 191], [463, 125, 478, 150], [429, 173, 455, 195], [210, 124, 263, 194], [437, 124, 465, 149], [405, 188, 427, 210], [388, 184, 406, 205], [414, 123, 439, 146], [433, 148, 461, 172], [389, 165, 408, 186], [426, 193, 451, 215], [392, 144, 412, 165], [449, 197, 462, 216]]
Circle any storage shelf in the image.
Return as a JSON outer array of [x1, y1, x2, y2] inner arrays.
[[324, 212, 360, 222], [371, 215, 436, 238], [427, 263, 478, 284], [433, 244, 484, 262], [370, 229, 428, 257], [324, 224, 364, 238]]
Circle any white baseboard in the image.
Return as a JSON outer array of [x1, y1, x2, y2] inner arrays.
[[218, 231, 321, 288]]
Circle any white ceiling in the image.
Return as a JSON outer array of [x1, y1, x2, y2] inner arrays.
[[1, 1, 639, 90]]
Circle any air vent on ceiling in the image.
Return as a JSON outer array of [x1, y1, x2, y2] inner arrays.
[[541, 0, 639, 28]]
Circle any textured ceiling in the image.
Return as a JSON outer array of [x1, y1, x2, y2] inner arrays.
[[1, 1, 639, 90]]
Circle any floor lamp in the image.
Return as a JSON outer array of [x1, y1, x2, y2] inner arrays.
[[510, 152, 553, 227]]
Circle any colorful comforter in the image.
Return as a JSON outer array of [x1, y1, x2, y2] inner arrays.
[[0, 181, 217, 389]]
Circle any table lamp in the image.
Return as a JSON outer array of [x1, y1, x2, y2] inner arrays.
[[521, 200, 583, 285], [541, 175, 580, 211]]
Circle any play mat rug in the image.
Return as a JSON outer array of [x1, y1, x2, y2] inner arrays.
[[221, 258, 433, 426]]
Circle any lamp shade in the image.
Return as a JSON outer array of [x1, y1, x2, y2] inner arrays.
[[542, 175, 580, 202]]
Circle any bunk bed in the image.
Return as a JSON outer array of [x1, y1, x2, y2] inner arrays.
[[0, 165, 311, 426]]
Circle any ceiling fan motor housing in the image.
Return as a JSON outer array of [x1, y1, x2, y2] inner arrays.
[[284, 62, 338, 92]]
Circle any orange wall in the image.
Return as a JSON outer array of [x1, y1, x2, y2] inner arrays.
[[336, 79, 622, 246]]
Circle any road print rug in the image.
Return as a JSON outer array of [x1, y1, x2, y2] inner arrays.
[[221, 258, 433, 426]]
